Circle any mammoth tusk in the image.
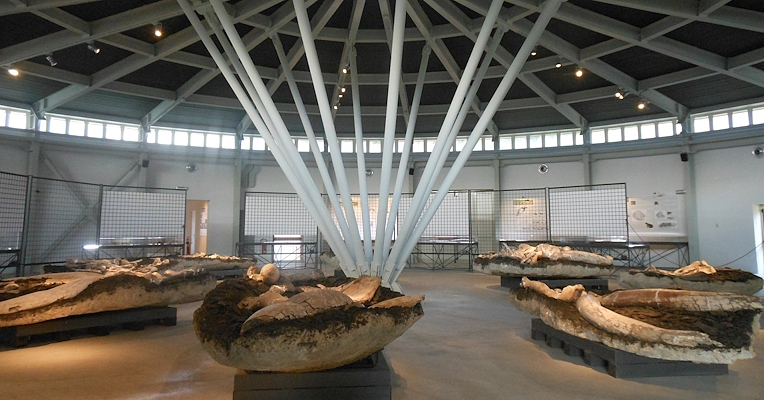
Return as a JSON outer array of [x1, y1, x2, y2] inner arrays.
[[600, 289, 764, 312], [576, 293, 722, 348]]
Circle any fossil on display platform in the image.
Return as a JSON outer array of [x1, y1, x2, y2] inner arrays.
[[474, 243, 614, 278], [173, 253, 256, 271], [194, 264, 424, 372], [0, 258, 217, 327], [618, 260, 764, 295], [511, 277, 763, 364]]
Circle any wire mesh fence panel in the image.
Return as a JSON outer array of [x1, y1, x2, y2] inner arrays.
[[98, 186, 186, 258], [324, 193, 386, 241], [244, 193, 319, 268], [0, 172, 27, 275], [0, 172, 28, 250], [548, 183, 628, 242], [497, 188, 549, 242], [25, 177, 101, 265], [245, 193, 318, 241], [470, 190, 497, 253]]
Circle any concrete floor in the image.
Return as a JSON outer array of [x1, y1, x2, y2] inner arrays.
[[1, 269, 763, 399]]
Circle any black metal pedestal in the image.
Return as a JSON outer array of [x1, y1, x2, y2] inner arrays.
[[501, 276, 609, 291], [0, 306, 177, 348], [531, 318, 728, 378], [233, 351, 392, 400]]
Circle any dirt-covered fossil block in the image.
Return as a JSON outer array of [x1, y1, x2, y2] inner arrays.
[[194, 272, 424, 372], [619, 261, 764, 295]]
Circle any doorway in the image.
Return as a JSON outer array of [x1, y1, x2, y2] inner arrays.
[[186, 200, 209, 255]]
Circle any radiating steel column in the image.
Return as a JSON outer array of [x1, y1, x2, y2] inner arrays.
[[270, 31, 357, 258], [388, 0, 564, 282], [349, 47, 373, 265], [385, 0, 505, 276], [371, 0, 408, 273], [178, 0, 357, 273], [292, 0, 367, 270], [381, 43, 432, 258]]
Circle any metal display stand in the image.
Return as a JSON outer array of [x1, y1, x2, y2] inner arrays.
[[0, 306, 177, 348], [232, 351, 391, 400], [236, 241, 319, 269], [0, 249, 21, 276], [530, 318, 728, 378], [410, 237, 478, 271]]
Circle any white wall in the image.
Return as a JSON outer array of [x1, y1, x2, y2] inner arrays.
[[423, 165, 495, 191], [593, 154, 687, 240], [0, 139, 29, 175], [146, 159, 237, 255], [39, 145, 140, 186], [694, 145, 764, 274], [501, 161, 584, 189]]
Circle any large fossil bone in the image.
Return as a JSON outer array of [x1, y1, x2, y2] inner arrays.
[[475, 243, 613, 278], [618, 260, 764, 295]]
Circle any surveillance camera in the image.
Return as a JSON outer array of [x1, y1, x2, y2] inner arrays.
[[538, 164, 549, 174], [753, 146, 764, 158], [186, 163, 198, 173]]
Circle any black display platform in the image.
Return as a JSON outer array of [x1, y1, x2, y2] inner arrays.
[[0, 306, 177, 348], [530, 318, 728, 378], [208, 268, 249, 279], [233, 351, 391, 400], [501, 276, 608, 291]]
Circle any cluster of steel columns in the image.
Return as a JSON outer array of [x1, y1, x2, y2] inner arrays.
[[178, 0, 563, 290]]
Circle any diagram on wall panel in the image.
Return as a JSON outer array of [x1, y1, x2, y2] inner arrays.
[[627, 192, 686, 238]]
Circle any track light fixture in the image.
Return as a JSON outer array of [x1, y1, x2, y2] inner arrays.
[[87, 41, 100, 54], [340, 86, 346, 93], [4, 65, 19, 76], [614, 88, 625, 100], [530, 45, 537, 56], [637, 100, 649, 110], [154, 22, 163, 37], [575, 67, 583, 78], [45, 53, 57, 67]]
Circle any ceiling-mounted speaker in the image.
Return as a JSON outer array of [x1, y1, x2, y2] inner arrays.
[[538, 164, 549, 174], [186, 163, 198, 173], [141, 159, 149, 168], [680, 152, 688, 162], [753, 146, 764, 158]]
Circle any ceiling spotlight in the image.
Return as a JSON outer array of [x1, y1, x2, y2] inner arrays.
[[575, 67, 583, 78], [340, 86, 346, 93], [45, 53, 57, 67], [555, 60, 562, 68], [87, 41, 100, 54], [342, 67, 348, 74], [614, 88, 625, 100], [530, 45, 538, 56], [338, 93, 343, 98], [4, 66, 19, 76], [154, 22, 163, 37], [333, 103, 339, 110], [637, 101, 649, 110]]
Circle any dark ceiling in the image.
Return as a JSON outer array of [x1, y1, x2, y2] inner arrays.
[[1, 0, 764, 137]]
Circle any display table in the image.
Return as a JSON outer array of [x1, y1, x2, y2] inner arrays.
[[530, 318, 728, 378], [0, 306, 177, 348], [233, 351, 391, 400], [501, 276, 608, 291]]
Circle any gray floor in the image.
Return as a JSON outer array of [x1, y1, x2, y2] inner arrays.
[[1, 269, 763, 399]]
